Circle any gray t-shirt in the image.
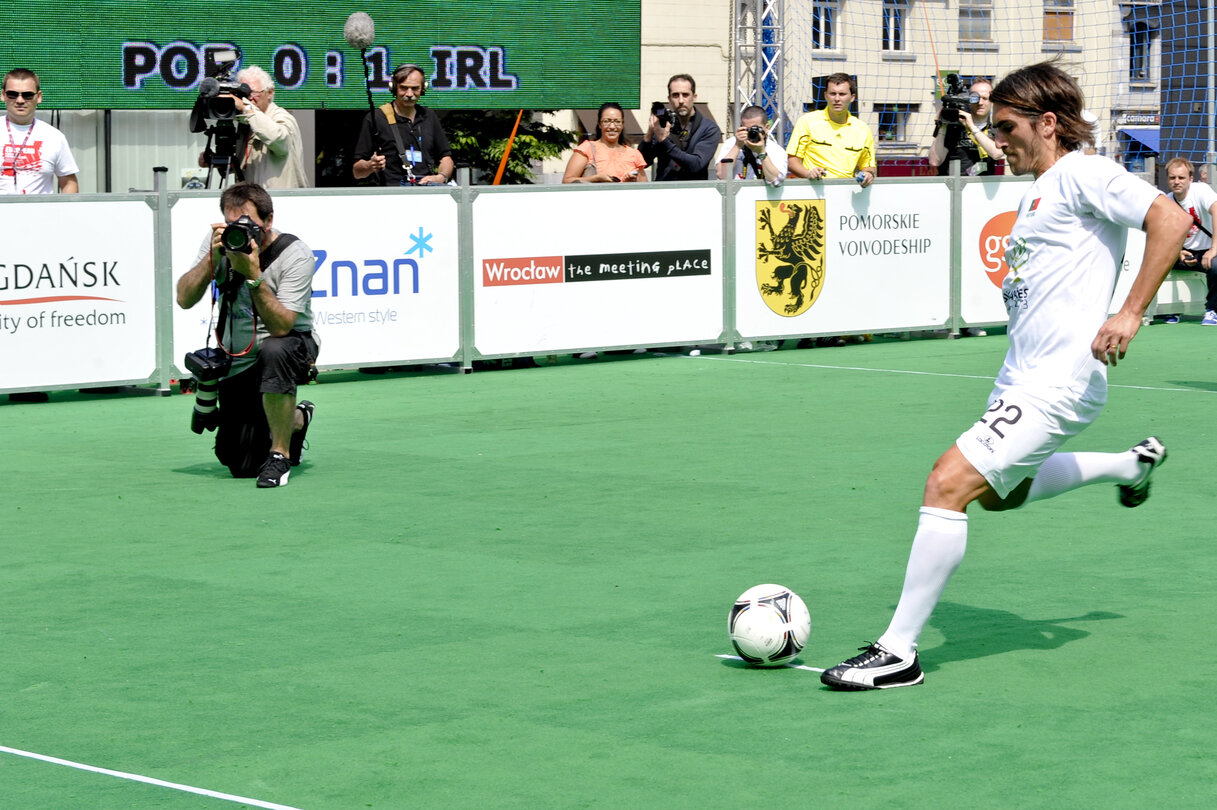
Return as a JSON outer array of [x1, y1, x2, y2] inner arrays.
[[193, 232, 318, 377]]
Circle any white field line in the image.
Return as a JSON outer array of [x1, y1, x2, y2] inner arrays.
[[0, 745, 305, 810], [716, 653, 825, 673], [704, 354, 1217, 395]]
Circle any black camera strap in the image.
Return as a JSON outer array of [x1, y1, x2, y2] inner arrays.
[[378, 103, 429, 177]]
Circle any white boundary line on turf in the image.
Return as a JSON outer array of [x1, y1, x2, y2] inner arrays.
[[0, 745, 304, 810], [716, 654, 825, 673], [702, 355, 1217, 395]]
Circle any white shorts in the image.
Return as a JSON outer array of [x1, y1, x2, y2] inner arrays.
[[955, 384, 1104, 498]]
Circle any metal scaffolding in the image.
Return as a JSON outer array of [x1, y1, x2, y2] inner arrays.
[[733, 0, 785, 141]]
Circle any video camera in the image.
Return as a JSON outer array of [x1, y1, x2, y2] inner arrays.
[[939, 74, 979, 124], [189, 50, 250, 132]]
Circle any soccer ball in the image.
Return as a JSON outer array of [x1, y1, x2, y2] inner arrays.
[[728, 584, 811, 667]]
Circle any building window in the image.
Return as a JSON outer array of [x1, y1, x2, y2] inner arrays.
[[1129, 23, 1150, 80], [812, 1, 838, 50], [874, 104, 917, 142], [1121, 3, 1158, 83], [959, 0, 993, 43], [1044, 0, 1075, 43], [883, 1, 907, 51]]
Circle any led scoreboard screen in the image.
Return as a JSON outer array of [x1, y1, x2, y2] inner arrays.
[[14, 0, 641, 110]]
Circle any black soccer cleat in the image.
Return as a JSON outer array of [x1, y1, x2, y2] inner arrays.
[[289, 400, 315, 466], [1118, 436, 1167, 508], [256, 452, 292, 488], [821, 642, 924, 691]]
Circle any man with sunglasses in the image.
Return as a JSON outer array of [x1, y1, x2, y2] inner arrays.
[[1, 68, 78, 195]]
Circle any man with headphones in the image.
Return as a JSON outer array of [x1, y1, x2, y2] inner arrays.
[[352, 63, 454, 186]]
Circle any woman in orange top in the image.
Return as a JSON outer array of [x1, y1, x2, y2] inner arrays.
[[562, 102, 648, 183]]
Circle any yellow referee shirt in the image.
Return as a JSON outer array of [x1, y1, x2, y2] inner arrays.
[[788, 109, 876, 179]]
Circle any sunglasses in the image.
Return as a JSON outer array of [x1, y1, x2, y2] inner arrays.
[[5, 90, 36, 100]]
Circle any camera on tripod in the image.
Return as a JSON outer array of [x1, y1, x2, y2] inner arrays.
[[189, 49, 251, 187], [939, 74, 980, 124]]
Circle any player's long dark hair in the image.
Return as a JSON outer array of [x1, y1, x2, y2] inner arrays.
[[991, 61, 1093, 153], [593, 102, 631, 147]]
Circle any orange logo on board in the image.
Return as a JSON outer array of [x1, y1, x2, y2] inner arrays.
[[978, 211, 1017, 289]]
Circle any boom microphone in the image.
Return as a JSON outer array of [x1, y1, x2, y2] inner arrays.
[[344, 12, 376, 49], [344, 11, 385, 185]]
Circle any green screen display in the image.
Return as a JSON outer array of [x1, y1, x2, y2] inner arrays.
[[15, 1, 640, 110]]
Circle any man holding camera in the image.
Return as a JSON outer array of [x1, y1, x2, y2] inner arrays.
[[928, 77, 1004, 177], [176, 182, 319, 488], [229, 65, 308, 189], [715, 105, 787, 186], [787, 73, 876, 187], [352, 63, 454, 186], [639, 74, 722, 181]]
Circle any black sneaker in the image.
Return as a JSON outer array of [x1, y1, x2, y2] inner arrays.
[[256, 452, 291, 488], [289, 400, 314, 466], [1118, 436, 1167, 508], [821, 642, 924, 691]]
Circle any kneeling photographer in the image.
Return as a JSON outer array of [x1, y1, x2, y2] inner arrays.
[[176, 182, 319, 488], [928, 76, 1004, 177]]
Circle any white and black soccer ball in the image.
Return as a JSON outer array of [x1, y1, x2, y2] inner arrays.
[[728, 584, 812, 667]]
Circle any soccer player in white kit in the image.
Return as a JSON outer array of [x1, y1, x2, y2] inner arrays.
[[821, 62, 1194, 691]]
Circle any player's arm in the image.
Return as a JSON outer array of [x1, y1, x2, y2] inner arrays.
[[1091, 195, 1193, 364]]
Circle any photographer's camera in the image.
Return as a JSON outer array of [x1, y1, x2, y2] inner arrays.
[[183, 347, 232, 434], [746, 125, 765, 144], [652, 101, 674, 128], [221, 215, 263, 254]]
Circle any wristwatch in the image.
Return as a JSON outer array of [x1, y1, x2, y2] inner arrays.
[[245, 276, 263, 289]]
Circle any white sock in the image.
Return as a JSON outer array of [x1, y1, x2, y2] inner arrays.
[[1022, 451, 1141, 505], [877, 506, 968, 660]]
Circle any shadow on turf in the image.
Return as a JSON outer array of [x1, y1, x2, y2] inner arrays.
[[1167, 380, 1217, 393], [918, 601, 1122, 673]]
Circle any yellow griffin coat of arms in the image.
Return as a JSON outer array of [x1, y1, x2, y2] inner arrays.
[[755, 200, 826, 317]]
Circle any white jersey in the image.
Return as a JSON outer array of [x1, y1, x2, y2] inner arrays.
[[0, 115, 78, 195], [999, 150, 1159, 395], [1172, 181, 1217, 252]]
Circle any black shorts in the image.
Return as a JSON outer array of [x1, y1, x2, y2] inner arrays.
[[214, 331, 316, 477], [257, 330, 318, 396]]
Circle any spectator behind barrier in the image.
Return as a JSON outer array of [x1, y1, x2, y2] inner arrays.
[[927, 77, 1005, 177], [1164, 156, 1217, 326], [787, 72, 876, 188], [638, 74, 722, 181], [563, 102, 648, 184], [352, 63, 454, 186], [1, 67, 78, 194], [175, 182, 319, 488], [715, 104, 787, 186]]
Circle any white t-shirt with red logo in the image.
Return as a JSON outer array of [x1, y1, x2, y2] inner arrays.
[[998, 150, 1160, 396], [1172, 180, 1217, 252], [0, 116, 79, 195]]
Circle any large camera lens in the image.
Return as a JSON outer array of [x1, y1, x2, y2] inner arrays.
[[221, 216, 262, 254], [747, 125, 764, 144]]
